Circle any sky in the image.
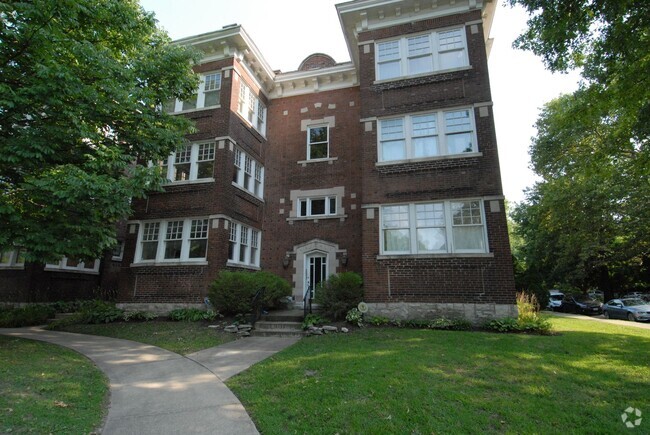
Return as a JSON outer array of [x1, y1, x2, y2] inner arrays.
[[139, 0, 582, 204]]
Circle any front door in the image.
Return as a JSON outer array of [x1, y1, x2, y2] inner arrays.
[[305, 253, 327, 301]]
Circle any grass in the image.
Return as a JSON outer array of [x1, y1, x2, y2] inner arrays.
[[0, 336, 108, 434], [58, 320, 236, 355], [227, 317, 650, 434]]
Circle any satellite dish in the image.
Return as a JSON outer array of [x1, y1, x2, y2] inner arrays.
[[357, 302, 368, 313]]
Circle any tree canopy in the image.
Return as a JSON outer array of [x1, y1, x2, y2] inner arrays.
[[509, 0, 649, 293], [0, 0, 200, 262]]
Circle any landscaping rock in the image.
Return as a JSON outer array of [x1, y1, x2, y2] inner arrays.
[[341, 327, 349, 333], [238, 324, 252, 331], [237, 331, 251, 337], [224, 325, 239, 333], [310, 329, 323, 335], [208, 325, 221, 329], [322, 325, 338, 332]]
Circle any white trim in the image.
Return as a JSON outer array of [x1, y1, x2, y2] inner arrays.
[[377, 108, 478, 163], [375, 152, 482, 167], [165, 71, 222, 113], [0, 250, 26, 269], [134, 217, 210, 264], [45, 258, 100, 274], [374, 26, 469, 81], [379, 199, 489, 255]]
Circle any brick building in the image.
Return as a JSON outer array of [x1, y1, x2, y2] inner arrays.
[[1, 0, 516, 322]]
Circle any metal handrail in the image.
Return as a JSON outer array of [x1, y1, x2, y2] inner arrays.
[[250, 286, 266, 325], [303, 285, 312, 318]]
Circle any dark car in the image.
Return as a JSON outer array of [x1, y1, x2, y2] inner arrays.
[[560, 294, 602, 315], [603, 299, 650, 322]]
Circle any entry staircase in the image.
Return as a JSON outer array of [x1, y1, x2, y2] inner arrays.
[[252, 309, 304, 337]]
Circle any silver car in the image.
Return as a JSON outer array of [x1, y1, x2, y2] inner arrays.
[[603, 298, 650, 322]]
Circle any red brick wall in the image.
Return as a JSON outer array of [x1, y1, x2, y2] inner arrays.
[[357, 13, 516, 305], [261, 87, 363, 284]]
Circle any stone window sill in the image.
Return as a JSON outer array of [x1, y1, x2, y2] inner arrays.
[[377, 253, 493, 260]]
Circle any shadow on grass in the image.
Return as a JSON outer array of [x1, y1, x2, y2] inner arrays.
[[228, 320, 650, 434]]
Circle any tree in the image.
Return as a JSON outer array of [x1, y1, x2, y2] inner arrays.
[[509, 0, 650, 293], [513, 92, 649, 295], [0, 0, 200, 262]]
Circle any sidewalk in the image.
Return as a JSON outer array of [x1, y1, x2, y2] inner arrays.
[[0, 327, 299, 434]]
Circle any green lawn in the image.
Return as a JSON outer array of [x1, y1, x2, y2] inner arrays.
[[59, 320, 235, 355], [0, 336, 108, 434], [227, 318, 650, 434]]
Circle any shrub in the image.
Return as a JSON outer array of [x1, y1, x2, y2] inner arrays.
[[123, 310, 158, 322], [83, 301, 124, 324], [302, 313, 328, 330], [427, 317, 472, 331], [367, 315, 390, 326], [345, 307, 364, 327], [517, 291, 540, 320], [315, 272, 363, 320], [168, 308, 219, 322], [0, 305, 55, 328], [208, 271, 291, 315]]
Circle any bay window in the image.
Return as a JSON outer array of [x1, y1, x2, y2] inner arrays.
[[161, 142, 215, 183], [135, 218, 209, 263], [376, 27, 468, 81], [381, 200, 487, 255], [378, 108, 476, 162], [233, 147, 264, 198], [164, 72, 221, 113], [228, 222, 261, 267], [238, 81, 267, 135]]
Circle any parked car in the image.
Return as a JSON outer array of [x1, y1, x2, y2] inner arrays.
[[560, 294, 602, 315], [547, 290, 564, 311], [603, 299, 650, 322], [587, 290, 604, 302]]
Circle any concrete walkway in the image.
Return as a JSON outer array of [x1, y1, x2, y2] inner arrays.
[[0, 327, 300, 434]]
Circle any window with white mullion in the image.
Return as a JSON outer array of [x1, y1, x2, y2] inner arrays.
[[407, 34, 433, 75], [378, 109, 476, 162], [163, 220, 184, 260], [239, 226, 249, 263], [376, 28, 468, 81], [379, 118, 406, 161], [232, 147, 264, 198], [437, 28, 467, 70], [228, 223, 239, 262], [298, 196, 337, 217], [380, 201, 487, 255]]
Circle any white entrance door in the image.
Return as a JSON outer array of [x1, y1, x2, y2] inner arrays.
[[305, 253, 327, 301]]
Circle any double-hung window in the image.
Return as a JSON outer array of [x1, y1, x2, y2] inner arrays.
[[0, 249, 26, 268], [298, 196, 337, 217], [162, 142, 215, 183], [228, 222, 261, 267], [45, 257, 100, 273], [233, 147, 264, 198], [378, 108, 476, 162], [237, 81, 267, 135], [164, 72, 222, 113], [376, 28, 468, 80], [307, 125, 329, 160], [381, 200, 487, 255], [136, 218, 209, 263]]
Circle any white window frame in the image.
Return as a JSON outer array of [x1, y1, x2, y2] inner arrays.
[[45, 257, 100, 274], [111, 242, 125, 261], [377, 108, 477, 163], [237, 80, 267, 135], [134, 218, 210, 264], [0, 249, 26, 269], [227, 222, 261, 268], [375, 27, 469, 81], [380, 200, 488, 255], [297, 196, 338, 218], [161, 141, 215, 183], [233, 147, 264, 199], [307, 124, 330, 160], [165, 71, 222, 113]]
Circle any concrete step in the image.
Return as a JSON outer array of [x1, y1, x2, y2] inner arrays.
[[252, 328, 305, 338], [259, 310, 304, 322], [254, 320, 302, 331]]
